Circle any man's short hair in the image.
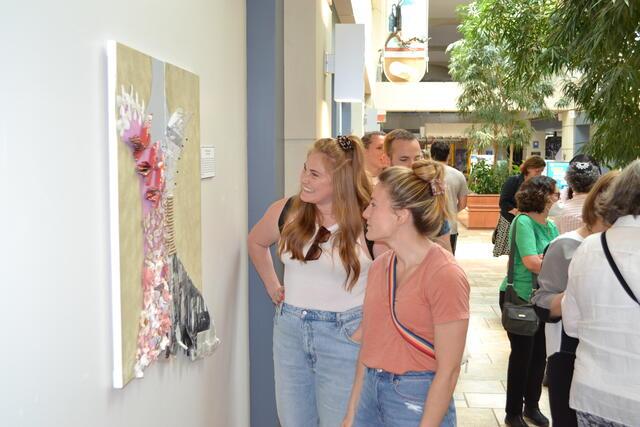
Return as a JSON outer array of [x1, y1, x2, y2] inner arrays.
[[361, 131, 386, 149], [430, 140, 451, 161], [383, 129, 417, 157]]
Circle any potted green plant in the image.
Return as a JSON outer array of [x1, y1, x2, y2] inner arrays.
[[464, 160, 517, 228]]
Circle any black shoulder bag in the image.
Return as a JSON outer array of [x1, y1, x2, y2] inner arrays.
[[501, 215, 541, 336], [277, 197, 295, 232], [602, 231, 639, 305]]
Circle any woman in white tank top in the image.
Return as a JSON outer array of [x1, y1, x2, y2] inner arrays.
[[281, 221, 370, 312], [248, 136, 373, 427]]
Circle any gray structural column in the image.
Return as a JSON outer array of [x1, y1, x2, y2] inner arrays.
[[247, 0, 284, 425], [574, 112, 591, 157]]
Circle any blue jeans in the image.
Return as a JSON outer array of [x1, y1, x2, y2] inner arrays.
[[354, 368, 456, 427], [273, 303, 362, 427]]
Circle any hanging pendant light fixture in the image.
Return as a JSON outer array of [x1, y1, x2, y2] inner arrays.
[[383, 0, 429, 83]]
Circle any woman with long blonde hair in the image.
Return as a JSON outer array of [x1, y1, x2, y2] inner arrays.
[[248, 135, 373, 426]]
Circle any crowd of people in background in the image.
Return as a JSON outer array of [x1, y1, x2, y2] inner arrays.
[[248, 129, 639, 427], [499, 154, 640, 427]]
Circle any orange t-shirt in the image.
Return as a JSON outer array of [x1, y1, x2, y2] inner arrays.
[[359, 247, 470, 374]]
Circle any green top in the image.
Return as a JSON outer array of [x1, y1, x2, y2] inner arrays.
[[500, 214, 559, 301]]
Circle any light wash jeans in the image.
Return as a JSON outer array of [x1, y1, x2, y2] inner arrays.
[[273, 303, 362, 427], [354, 368, 456, 427]]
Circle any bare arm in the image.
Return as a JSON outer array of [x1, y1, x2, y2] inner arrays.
[[521, 254, 543, 274], [457, 194, 468, 212], [419, 319, 468, 427], [247, 198, 288, 303]]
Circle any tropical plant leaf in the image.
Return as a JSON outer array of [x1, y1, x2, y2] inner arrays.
[[449, 0, 554, 163]]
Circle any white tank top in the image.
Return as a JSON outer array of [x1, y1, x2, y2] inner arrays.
[[280, 223, 371, 312]]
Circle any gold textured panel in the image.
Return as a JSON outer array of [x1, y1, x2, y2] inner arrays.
[[115, 43, 151, 386]]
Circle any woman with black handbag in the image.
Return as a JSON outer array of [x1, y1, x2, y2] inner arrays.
[[531, 171, 618, 427], [499, 176, 559, 427]]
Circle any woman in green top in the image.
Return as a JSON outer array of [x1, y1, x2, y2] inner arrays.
[[499, 176, 559, 427]]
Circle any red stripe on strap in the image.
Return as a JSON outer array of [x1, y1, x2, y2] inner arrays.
[[387, 254, 436, 359]]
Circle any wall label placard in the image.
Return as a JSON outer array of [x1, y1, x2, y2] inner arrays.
[[201, 145, 216, 178]]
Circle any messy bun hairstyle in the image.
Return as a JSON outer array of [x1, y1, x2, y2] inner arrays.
[[378, 159, 449, 239]]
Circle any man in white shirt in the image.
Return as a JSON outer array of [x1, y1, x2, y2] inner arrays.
[[430, 140, 469, 254]]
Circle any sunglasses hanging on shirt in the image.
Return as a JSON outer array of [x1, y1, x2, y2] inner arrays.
[[304, 226, 331, 261]]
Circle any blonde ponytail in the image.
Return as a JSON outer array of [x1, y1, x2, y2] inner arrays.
[[378, 159, 449, 238]]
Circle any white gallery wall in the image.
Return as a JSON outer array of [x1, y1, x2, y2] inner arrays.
[[284, 0, 334, 196], [0, 1, 249, 426]]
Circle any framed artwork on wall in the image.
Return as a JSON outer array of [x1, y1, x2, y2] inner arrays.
[[106, 41, 218, 388]]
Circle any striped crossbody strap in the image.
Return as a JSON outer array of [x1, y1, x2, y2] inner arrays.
[[387, 253, 436, 360]]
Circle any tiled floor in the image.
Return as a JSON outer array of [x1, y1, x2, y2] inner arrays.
[[453, 213, 550, 426]]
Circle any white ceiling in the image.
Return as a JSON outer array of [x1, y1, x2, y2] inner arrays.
[[429, 0, 469, 65]]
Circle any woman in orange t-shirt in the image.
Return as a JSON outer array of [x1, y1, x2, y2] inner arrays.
[[343, 160, 470, 427]]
